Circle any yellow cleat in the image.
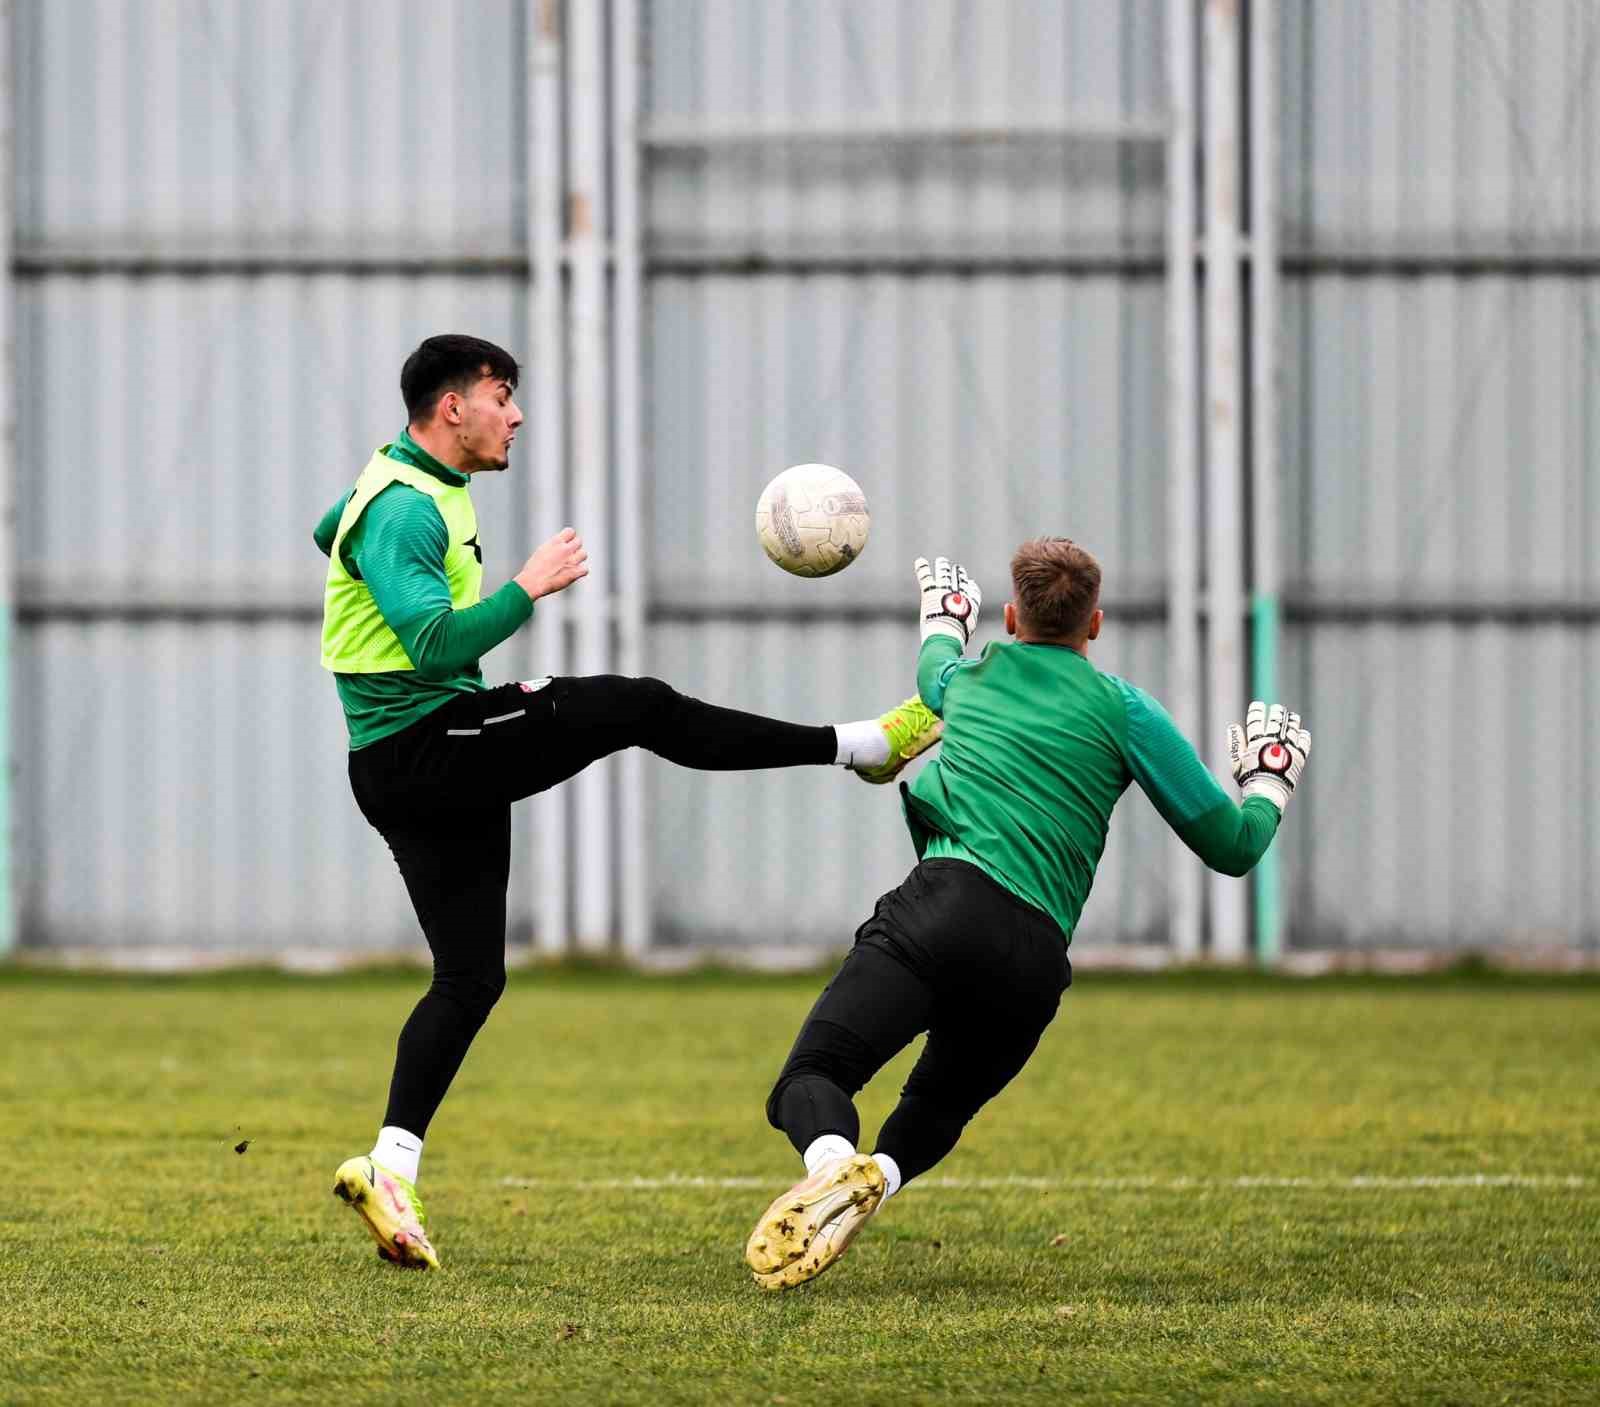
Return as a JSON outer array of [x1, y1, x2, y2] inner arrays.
[[745, 1154, 885, 1291], [333, 1156, 440, 1271], [854, 696, 942, 785]]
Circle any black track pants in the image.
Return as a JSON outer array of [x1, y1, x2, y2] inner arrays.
[[766, 859, 1071, 1185], [349, 676, 836, 1137]]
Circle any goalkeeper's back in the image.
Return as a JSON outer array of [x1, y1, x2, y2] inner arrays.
[[900, 538, 1287, 944]]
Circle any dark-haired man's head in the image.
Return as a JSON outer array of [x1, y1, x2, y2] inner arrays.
[[1004, 537, 1104, 647], [401, 334, 523, 473]]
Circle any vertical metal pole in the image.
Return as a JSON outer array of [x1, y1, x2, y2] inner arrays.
[[612, 0, 649, 956], [0, 0, 14, 958], [1166, 0, 1202, 962], [531, 0, 569, 955], [568, 0, 613, 951], [1205, 0, 1248, 961], [1249, 0, 1284, 965]]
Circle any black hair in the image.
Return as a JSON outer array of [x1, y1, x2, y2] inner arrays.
[[400, 334, 520, 422]]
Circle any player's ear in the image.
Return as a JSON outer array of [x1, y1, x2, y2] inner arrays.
[[1087, 607, 1103, 641], [1004, 602, 1018, 636]]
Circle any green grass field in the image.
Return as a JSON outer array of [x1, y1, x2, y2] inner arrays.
[[3, 965, 1597, 1405]]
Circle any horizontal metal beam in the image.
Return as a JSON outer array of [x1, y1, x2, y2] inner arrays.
[[17, 593, 1600, 628], [13, 248, 533, 278], [649, 247, 1166, 277], [15, 246, 1600, 281], [1282, 247, 1600, 277], [1280, 595, 1600, 626], [647, 596, 1171, 626], [642, 115, 1167, 147]]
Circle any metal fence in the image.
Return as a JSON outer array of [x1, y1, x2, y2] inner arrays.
[[5, 1, 1596, 962]]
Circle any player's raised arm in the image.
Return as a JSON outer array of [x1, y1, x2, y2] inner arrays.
[[1116, 681, 1310, 877], [913, 555, 982, 716], [358, 490, 544, 682]]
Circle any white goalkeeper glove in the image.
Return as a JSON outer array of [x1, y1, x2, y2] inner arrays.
[[1227, 700, 1311, 813], [914, 555, 982, 649]]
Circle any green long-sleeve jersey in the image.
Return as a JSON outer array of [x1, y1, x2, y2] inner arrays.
[[313, 431, 533, 749], [904, 635, 1280, 942]]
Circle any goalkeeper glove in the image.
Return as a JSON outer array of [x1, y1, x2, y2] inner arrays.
[[1227, 701, 1310, 813], [914, 555, 982, 649]]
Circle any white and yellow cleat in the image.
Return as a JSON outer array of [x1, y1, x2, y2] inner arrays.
[[854, 697, 942, 786], [332, 1156, 440, 1271], [745, 1153, 886, 1290]]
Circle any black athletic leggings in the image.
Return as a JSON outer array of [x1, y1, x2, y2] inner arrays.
[[766, 859, 1071, 1185], [349, 675, 835, 1137]]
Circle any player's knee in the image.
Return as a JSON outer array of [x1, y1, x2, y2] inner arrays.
[[431, 964, 506, 1028], [764, 1076, 792, 1132], [626, 676, 680, 729], [766, 1021, 876, 1128]]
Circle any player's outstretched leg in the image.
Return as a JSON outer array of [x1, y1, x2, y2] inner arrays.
[[332, 1156, 440, 1270], [475, 676, 943, 800]]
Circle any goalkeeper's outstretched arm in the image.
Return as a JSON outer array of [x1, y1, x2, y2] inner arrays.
[[1116, 681, 1310, 877]]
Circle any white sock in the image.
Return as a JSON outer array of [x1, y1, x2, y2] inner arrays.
[[873, 1152, 903, 1200], [803, 1133, 856, 1175], [833, 719, 889, 769], [371, 1126, 423, 1184]]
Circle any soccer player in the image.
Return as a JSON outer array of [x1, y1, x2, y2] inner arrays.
[[315, 334, 940, 1270], [744, 539, 1311, 1290]]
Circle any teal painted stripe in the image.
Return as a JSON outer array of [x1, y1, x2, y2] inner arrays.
[[0, 607, 11, 956], [1251, 594, 1282, 967]]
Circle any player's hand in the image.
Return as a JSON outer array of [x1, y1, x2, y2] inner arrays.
[[914, 555, 982, 649], [1227, 701, 1310, 813], [515, 527, 589, 601]]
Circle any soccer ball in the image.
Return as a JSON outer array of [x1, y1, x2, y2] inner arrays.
[[755, 464, 870, 577]]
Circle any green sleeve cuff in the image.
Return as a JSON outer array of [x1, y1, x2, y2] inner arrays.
[[1175, 795, 1282, 877]]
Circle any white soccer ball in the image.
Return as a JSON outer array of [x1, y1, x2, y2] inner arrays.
[[754, 463, 870, 577]]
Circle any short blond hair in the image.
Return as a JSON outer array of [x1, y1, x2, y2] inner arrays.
[[1010, 537, 1102, 639]]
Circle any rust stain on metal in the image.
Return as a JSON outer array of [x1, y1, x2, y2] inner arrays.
[[569, 193, 592, 237]]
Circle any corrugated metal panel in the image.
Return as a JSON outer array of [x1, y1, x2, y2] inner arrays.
[[15, 276, 533, 610], [1280, 0, 1600, 250], [17, 621, 402, 949], [648, 274, 1168, 610], [646, 619, 1175, 951], [1277, 0, 1600, 951], [1279, 623, 1597, 949], [645, 272, 1174, 947], [1282, 276, 1597, 600], [13, 276, 538, 950], [646, 0, 1167, 258], [13, 0, 526, 259], [16, 616, 544, 953]]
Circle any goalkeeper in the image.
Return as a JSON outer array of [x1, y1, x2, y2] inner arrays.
[[745, 537, 1310, 1290], [315, 334, 940, 1271]]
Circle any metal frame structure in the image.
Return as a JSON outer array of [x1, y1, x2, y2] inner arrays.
[[1249, 0, 1284, 964], [529, 0, 569, 956], [7, 0, 1589, 962], [1165, 0, 1203, 962], [0, 0, 13, 958]]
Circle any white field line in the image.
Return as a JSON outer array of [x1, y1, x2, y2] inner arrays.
[[499, 1173, 1589, 1193]]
